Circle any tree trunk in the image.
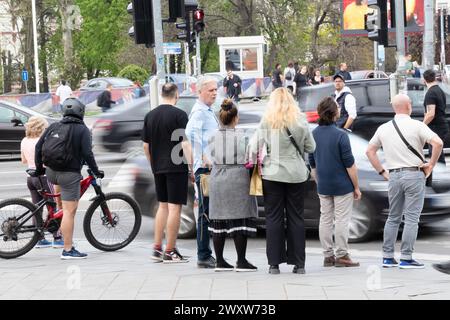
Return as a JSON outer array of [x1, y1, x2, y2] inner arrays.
[[59, 0, 75, 87], [22, 16, 34, 93]]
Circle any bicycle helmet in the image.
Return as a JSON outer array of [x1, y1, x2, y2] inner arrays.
[[62, 97, 85, 120]]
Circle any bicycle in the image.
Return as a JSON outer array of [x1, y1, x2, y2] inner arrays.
[[0, 169, 142, 259]]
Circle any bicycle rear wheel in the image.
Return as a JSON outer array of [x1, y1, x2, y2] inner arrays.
[[83, 192, 142, 251], [0, 198, 42, 259]]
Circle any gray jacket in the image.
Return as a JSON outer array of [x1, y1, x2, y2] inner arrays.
[[249, 113, 315, 183]]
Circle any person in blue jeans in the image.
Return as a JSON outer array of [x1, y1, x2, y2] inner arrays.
[[186, 76, 219, 268], [366, 94, 443, 269]]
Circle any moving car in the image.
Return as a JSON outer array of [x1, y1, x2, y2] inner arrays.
[[79, 77, 134, 91], [0, 101, 57, 158], [298, 77, 450, 148], [92, 95, 228, 153], [127, 110, 450, 242]]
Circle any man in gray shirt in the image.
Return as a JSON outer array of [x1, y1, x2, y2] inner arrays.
[[366, 94, 443, 269]]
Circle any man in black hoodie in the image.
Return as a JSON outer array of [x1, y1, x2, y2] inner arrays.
[[35, 98, 103, 259]]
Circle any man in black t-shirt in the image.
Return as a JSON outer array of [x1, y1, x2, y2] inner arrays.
[[272, 63, 283, 89], [141, 83, 193, 263], [423, 69, 449, 164]]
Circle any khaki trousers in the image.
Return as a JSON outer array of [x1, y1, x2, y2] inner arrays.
[[318, 192, 353, 259]]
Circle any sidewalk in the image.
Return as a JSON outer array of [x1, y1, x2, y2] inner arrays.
[[1, 239, 450, 300]]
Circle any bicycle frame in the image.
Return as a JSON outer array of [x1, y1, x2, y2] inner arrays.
[[14, 171, 113, 234]]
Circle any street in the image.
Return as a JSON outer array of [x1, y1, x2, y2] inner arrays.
[[1, 141, 450, 300]]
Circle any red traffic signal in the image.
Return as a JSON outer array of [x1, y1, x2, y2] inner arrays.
[[193, 9, 205, 32], [193, 9, 204, 21]]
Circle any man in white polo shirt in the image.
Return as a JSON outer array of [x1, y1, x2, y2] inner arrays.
[[366, 94, 443, 269]]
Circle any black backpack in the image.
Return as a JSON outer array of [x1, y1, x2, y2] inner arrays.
[[41, 122, 74, 170]]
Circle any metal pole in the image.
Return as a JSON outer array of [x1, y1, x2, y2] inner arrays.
[[395, 0, 406, 57], [153, 0, 165, 79], [374, 41, 378, 71], [423, 0, 436, 70], [440, 9, 446, 68], [196, 32, 201, 76], [31, 0, 40, 93]]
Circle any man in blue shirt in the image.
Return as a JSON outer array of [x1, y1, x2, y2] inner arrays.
[[309, 97, 361, 268], [186, 76, 219, 268]]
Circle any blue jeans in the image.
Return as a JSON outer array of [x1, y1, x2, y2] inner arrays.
[[383, 170, 425, 260], [195, 168, 213, 261]]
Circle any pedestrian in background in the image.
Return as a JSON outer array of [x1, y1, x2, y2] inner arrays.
[[142, 83, 192, 263], [310, 69, 324, 85], [55, 80, 72, 114], [250, 87, 315, 275], [208, 99, 258, 272], [366, 94, 443, 269], [223, 67, 242, 103], [309, 97, 361, 268], [336, 63, 352, 81], [271, 63, 283, 89], [332, 74, 357, 130], [133, 81, 146, 98], [186, 76, 220, 269], [294, 65, 310, 102], [423, 69, 448, 165], [283, 61, 296, 94], [21, 116, 64, 249], [97, 84, 116, 112]]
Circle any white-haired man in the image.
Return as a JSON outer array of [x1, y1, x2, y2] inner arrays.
[[186, 76, 219, 269]]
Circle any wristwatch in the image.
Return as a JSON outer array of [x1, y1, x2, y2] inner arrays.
[[378, 169, 386, 175]]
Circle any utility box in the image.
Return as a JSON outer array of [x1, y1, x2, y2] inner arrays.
[[217, 36, 266, 79]]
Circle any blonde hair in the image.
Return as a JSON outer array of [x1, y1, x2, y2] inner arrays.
[[263, 87, 300, 129], [25, 116, 48, 138]]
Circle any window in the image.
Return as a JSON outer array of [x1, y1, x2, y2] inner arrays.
[[367, 84, 390, 106], [97, 81, 108, 89], [88, 80, 98, 88], [242, 48, 257, 71], [0, 106, 15, 123], [14, 111, 29, 124], [224, 48, 258, 72]]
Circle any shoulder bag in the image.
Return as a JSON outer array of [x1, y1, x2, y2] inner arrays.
[[285, 127, 311, 179]]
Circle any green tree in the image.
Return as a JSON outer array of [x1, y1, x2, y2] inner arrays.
[[75, 0, 129, 79], [117, 64, 149, 83]]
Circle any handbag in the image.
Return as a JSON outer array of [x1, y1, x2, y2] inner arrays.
[[199, 173, 210, 197], [392, 119, 432, 187], [249, 165, 263, 196]]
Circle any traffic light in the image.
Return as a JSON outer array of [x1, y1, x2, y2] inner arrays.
[[127, 0, 155, 47], [365, 0, 388, 46], [193, 9, 205, 33], [168, 0, 185, 22]]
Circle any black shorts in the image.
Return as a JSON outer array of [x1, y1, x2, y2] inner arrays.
[[154, 172, 188, 205]]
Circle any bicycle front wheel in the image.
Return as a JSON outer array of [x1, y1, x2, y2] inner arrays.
[[0, 198, 42, 259], [83, 192, 142, 251]]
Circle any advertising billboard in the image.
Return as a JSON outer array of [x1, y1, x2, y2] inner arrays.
[[341, 0, 424, 36]]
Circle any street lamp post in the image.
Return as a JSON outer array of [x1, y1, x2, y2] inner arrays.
[[31, 0, 40, 93]]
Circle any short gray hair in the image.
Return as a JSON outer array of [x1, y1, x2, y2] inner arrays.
[[196, 76, 217, 94]]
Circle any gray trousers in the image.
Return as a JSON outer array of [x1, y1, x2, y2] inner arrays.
[[318, 192, 354, 259], [383, 170, 425, 261]]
